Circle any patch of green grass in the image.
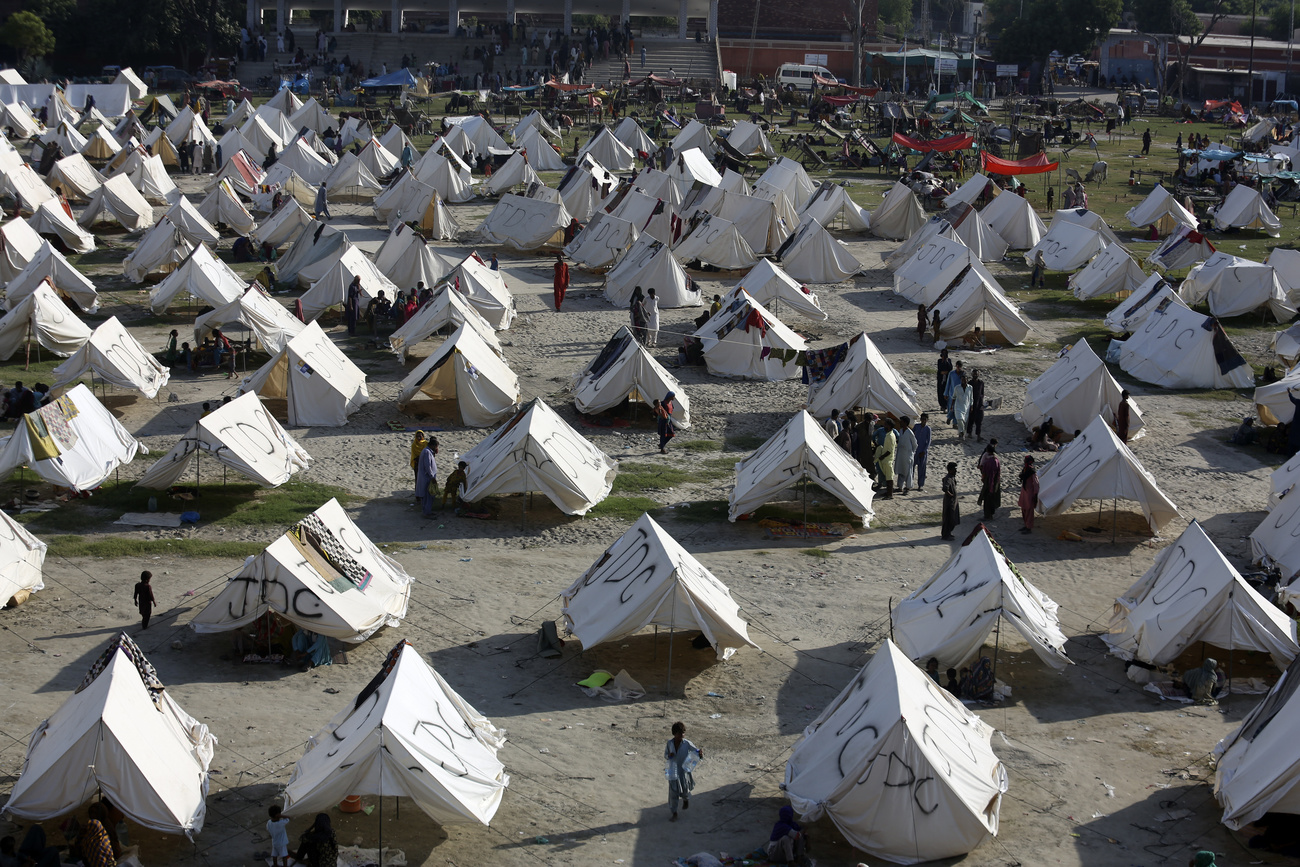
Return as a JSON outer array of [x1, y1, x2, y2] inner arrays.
[[20, 479, 355, 534], [724, 434, 767, 451], [665, 499, 730, 522], [1186, 390, 1246, 402], [587, 495, 661, 521], [800, 548, 832, 558], [611, 462, 695, 493], [752, 500, 860, 524], [44, 536, 264, 559], [679, 439, 722, 453]]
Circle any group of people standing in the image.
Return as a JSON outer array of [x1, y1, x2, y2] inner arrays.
[[822, 409, 930, 499], [935, 350, 986, 441]]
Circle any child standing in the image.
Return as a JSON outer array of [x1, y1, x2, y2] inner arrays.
[[266, 804, 290, 867], [132, 571, 155, 631]]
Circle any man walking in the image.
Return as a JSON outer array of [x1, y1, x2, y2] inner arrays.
[[552, 252, 569, 311], [314, 181, 331, 220]]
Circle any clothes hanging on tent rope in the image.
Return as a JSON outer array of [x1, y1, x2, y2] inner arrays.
[[38, 397, 77, 450], [801, 342, 848, 385], [22, 412, 59, 461], [76, 633, 164, 705], [292, 513, 373, 590]]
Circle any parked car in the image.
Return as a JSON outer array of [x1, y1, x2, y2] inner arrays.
[[144, 66, 196, 90]]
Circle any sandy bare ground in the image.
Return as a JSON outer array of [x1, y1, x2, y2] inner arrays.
[[0, 168, 1285, 867]]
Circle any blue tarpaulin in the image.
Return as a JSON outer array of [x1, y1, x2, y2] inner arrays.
[[359, 68, 418, 88], [1184, 148, 1243, 161]]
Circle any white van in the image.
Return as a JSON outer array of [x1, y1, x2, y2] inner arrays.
[[776, 63, 834, 91]]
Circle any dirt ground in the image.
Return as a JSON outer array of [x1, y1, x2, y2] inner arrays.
[[0, 120, 1291, 867]]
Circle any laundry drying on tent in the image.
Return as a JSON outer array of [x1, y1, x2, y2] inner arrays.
[[693, 289, 806, 380], [806, 332, 920, 419]]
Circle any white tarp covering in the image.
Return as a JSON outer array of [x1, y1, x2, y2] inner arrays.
[[673, 214, 758, 270], [300, 246, 398, 323], [78, 173, 154, 231], [572, 326, 690, 426], [604, 236, 700, 307], [1213, 184, 1282, 236], [52, 316, 169, 399], [241, 321, 369, 427], [1105, 275, 1187, 333], [459, 399, 617, 516], [282, 640, 508, 825], [1036, 415, 1180, 532], [729, 410, 875, 525], [1022, 339, 1143, 439], [1025, 220, 1111, 272], [445, 252, 517, 329], [1068, 245, 1147, 300], [894, 528, 1072, 669], [980, 192, 1046, 250], [0, 508, 45, 605], [478, 194, 571, 251], [732, 259, 826, 320], [807, 332, 920, 419], [388, 284, 501, 361], [1215, 655, 1300, 829], [1147, 225, 1217, 272], [870, 182, 926, 240], [28, 199, 95, 254], [1119, 304, 1253, 389], [191, 498, 412, 642], [565, 212, 639, 270], [149, 244, 245, 314], [696, 289, 805, 380], [0, 280, 91, 360], [0, 384, 143, 490], [136, 391, 310, 489], [4, 241, 97, 312], [194, 284, 304, 355], [563, 512, 758, 659], [1108, 520, 1296, 669], [783, 640, 1007, 865], [777, 217, 863, 284], [1126, 184, 1197, 235], [1179, 252, 1295, 320], [1, 634, 216, 837], [396, 323, 520, 427], [0, 219, 43, 287]]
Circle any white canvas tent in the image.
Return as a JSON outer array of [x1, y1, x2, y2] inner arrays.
[[671, 119, 715, 156], [46, 153, 104, 202], [1104, 275, 1188, 333], [27, 199, 95, 254], [563, 512, 757, 659], [1022, 339, 1144, 439], [696, 289, 805, 380], [725, 119, 776, 158], [604, 236, 700, 307], [732, 259, 826, 320], [197, 178, 256, 235], [191, 498, 412, 642], [807, 332, 920, 419], [777, 217, 863, 284], [1119, 305, 1253, 389], [870, 182, 926, 240], [388, 284, 501, 361], [0, 384, 144, 490], [127, 153, 178, 205], [1250, 478, 1300, 580], [478, 194, 571, 251], [613, 116, 655, 154], [148, 244, 245, 314], [728, 410, 875, 525], [482, 150, 541, 196], [1107, 520, 1297, 669], [558, 157, 618, 222], [980, 192, 1046, 249], [136, 391, 310, 489], [0, 508, 45, 606], [299, 246, 399, 322], [459, 399, 616, 516], [396, 323, 519, 427], [783, 639, 1007, 865], [52, 316, 169, 398], [1214, 654, 1300, 829], [1212, 184, 1282, 236], [0, 633, 217, 837], [412, 151, 474, 203], [572, 326, 690, 426], [324, 152, 383, 201], [945, 172, 992, 208], [1035, 415, 1180, 532], [929, 266, 1031, 345], [281, 640, 508, 826], [579, 126, 636, 171], [251, 199, 312, 249], [1274, 322, 1300, 366], [78, 173, 154, 231], [892, 234, 987, 304], [513, 125, 566, 171], [194, 284, 304, 355], [0, 218, 43, 286], [1025, 220, 1111, 272], [122, 222, 194, 283], [755, 158, 815, 209], [276, 137, 332, 185], [673, 214, 757, 270], [1126, 184, 1197, 235], [114, 67, 148, 99], [667, 146, 723, 190], [1147, 225, 1217, 272], [276, 222, 349, 286], [0, 279, 91, 360], [893, 527, 1072, 670], [1178, 252, 1295, 320], [1068, 246, 1148, 300], [161, 196, 221, 246], [4, 241, 97, 312], [241, 321, 369, 427], [445, 253, 517, 329], [565, 212, 639, 270], [373, 222, 455, 289], [511, 110, 560, 142]]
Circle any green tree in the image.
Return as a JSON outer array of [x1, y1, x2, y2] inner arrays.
[[985, 0, 1122, 64], [878, 0, 913, 36], [1131, 0, 1201, 36], [1268, 2, 1293, 41], [2, 11, 53, 63]]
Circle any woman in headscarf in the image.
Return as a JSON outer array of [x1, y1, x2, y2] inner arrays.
[[415, 436, 439, 517], [1018, 456, 1039, 534], [951, 372, 974, 440], [1182, 658, 1222, 703], [941, 461, 960, 540], [630, 286, 648, 343], [654, 397, 676, 454], [295, 814, 339, 867], [408, 430, 428, 495], [976, 440, 1001, 520], [80, 803, 117, 867]]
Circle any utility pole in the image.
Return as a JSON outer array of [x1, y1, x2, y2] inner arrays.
[[1247, 0, 1257, 104], [1288, 0, 1294, 93]]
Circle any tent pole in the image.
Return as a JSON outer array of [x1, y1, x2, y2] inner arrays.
[[379, 727, 384, 856], [991, 609, 1002, 684], [23, 318, 30, 371], [802, 476, 808, 527], [1111, 496, 1118, 543], [520, 462, 527, 531], [665, 586, 678, 694], [1226, 586, 1234, 707]]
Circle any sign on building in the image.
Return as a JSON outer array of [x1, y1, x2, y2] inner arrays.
[[804, 54, 828, 66], [935, 57, 958, 73], [996, 64, 1019, 77]]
